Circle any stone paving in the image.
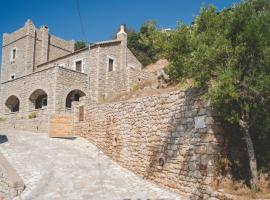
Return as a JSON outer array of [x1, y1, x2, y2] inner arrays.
[[0, 130, 184, 200]]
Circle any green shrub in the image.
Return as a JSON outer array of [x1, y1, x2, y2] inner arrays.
[[28, 112, 37, 119], [0, 117, 5, 122]]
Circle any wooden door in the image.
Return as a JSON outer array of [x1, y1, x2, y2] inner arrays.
[[49, 114, 73, 138]]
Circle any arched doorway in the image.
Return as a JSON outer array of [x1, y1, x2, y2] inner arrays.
[[29, 89, 48, 110], [5, 95, 20, 113], [65, 90, 86, 109]]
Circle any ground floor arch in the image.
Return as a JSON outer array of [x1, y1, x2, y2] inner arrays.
[[5, 95, 20, 113], [65, 90, 86, 109], [29, 89, 48, 110]]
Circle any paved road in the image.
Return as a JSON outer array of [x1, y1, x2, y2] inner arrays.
[[0, 130, 183, 200]]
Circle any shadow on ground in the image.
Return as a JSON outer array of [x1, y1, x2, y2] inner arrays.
[[0, 135, 8, 144]]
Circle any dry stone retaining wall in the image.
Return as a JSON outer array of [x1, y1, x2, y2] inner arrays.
[[73, 89, 224, 199], [0, 109, 49, 133], [0, 152, 24, 200]]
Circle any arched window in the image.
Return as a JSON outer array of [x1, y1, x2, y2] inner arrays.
[[65, 90, 86, 108], [29, 89, 48, 110], [5, 95, 20, 113]]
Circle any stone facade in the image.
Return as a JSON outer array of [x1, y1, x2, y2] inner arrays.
[[0, 20, 144, 132], [73, 89, 224, 199], [0, 152, 24, 200], [1, 20, 74, 82]]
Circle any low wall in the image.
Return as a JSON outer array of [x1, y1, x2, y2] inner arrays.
[[0, 152, 24, 200], [73, 89, 224, 199], [0, 109, 49, 133]]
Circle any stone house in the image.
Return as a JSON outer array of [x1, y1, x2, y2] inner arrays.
[[0, 19, 144, 120]]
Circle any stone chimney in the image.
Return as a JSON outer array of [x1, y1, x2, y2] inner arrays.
[[117, 25, 127, 45], [40, 25, 49, 63], [117, 25, 128, 91]]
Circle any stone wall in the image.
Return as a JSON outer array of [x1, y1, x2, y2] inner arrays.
[[0, 67, 58, 114], [0, 109, 49, 133], [0, 66, 88, 133], [48, 34, 74, 62], [1, 21, 31, 82], [1, 20, 144, 106], [1, 19, 74, 82], [55, 67, 88, 113], [34, 42, 144, 102], [35, 48, 91, 75], [73, 90, 223, 199], [0, 152, 24, 200]]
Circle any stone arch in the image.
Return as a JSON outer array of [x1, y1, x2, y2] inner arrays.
[[5, 95, 20, 113], [29, 89, 48, 110], [65, 89, 86, 109]]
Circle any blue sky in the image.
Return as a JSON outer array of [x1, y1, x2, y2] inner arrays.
[[0, 0, 241, 65]]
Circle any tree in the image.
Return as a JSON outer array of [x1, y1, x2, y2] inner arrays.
[[75, 40, 88, 51], [114, 22, 169, 66], [165, 0, 270, 189]]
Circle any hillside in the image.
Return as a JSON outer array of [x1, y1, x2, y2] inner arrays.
[[99, 59, 176, 103]]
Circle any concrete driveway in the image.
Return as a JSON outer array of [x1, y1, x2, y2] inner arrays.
[[0, 130, 183, 200]]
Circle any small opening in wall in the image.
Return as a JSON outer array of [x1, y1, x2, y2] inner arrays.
[[10, 74, 15, 80], [12, 48, 16, 60], [75, 60, 82, 72], [108, 58, 114, 72], [158, 157, 165, 167]]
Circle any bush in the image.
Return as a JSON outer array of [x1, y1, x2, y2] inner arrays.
[[28, 112, 37, 119], [74, 40, 88, 51], [0, 117, 5, 122]]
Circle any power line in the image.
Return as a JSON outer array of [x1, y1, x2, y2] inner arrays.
[[76, 0, 87, 42]]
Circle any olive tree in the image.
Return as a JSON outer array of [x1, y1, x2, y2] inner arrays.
[[165, 0, 270, 189]]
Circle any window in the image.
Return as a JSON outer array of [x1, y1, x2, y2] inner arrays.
[[10, 48, 17, 63], [108, 58, 114, 72], [74, 93, 80, 101], [41, 97, 47, 107], [75, 60, 82, 72], [35, 94, 47, 109], [9, 74, 15, 80], [12, 49, 16, 60]]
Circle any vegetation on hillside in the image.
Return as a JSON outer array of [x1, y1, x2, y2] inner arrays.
[[74, 40, 88, 51], [162, 0, 270, 190], [115, 22, 169, 66], [122, 0, 270, 191]]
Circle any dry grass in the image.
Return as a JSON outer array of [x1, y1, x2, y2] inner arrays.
[[99, 79, 177, 104], [0, 117, 5, 122], [176, 78, 195, 90], [143, 59, 169, 73], [213, 177, 270, 200]]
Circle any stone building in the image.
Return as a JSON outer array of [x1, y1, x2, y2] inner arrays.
[[0, 19, 143, 119]]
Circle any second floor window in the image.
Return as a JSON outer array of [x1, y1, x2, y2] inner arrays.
[[10, 48, 17, 62], [75, 60, 82, 72], [108, 58, 114, 72], [12, 49, 16, 60]]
